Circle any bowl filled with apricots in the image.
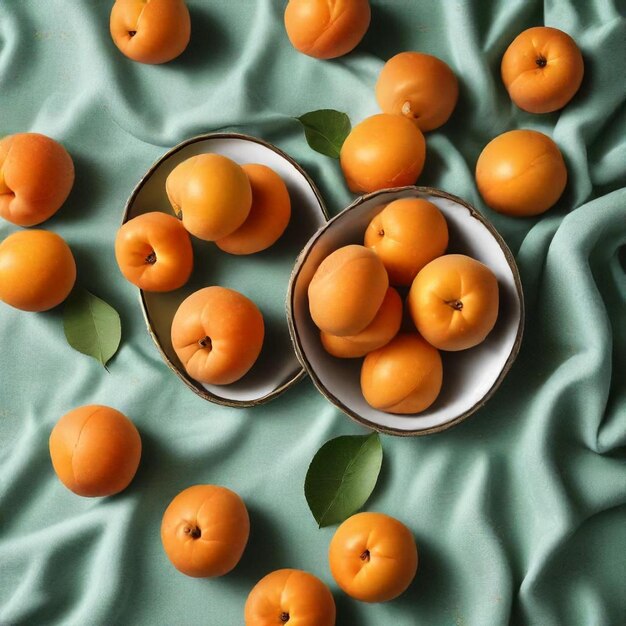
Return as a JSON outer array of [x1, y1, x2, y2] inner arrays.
[[287, 186, 524, 436], [117, 133, 328, 407]]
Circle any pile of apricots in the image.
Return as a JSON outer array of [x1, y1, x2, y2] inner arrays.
[[0, 0, 588, 623]]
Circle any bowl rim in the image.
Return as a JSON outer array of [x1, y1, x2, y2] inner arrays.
[[121, 131, 330, 408], [286, 185, 525, 436]]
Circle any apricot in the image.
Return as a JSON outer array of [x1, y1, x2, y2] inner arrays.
[[308, 244, 388, 337], [501, 26, 584, 114], [376, 52, 459, 132], [321, 287, 402, 358], [171, 286, 264, 385], [161, 484, 249, 578], [216, 164, 291, 255], [115, 212, 193, 292], [475, 129, 567, 217], [284, 0, 370, 60], [364, 198, 448, 286], [340, 114, 426, 193], [361, 333, 442, 414], [0, 230, 76, 312], [49, 405, 141, 497], [245, 569, 336, 626], [110, 0, 191, 64], [0, 132, 74, 227], [408, 254, 499, 351], [166, 153, 252, 241], [329, 512, 418, 603]]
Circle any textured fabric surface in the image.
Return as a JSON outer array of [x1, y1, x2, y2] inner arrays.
[[1, 1, 625, 624]]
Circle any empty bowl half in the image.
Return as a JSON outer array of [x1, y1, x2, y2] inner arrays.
[[287, 186, 524, 435], [123, 133, 328, 407]]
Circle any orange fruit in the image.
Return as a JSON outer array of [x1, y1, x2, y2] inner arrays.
[[364, 198, 448, 286], [475, 129, 567, 217], [166, 153, 252, 241], [171, 286, 264, 385], [110, 0, 191, 64], [115, 211, 193, 291], [329, 512, 418, 603], [0, 132, 74, 227], [360, 333, 442, 414], [376, 52, 458, 131], [161, 485, 250, 578], [501, 26, 584, 114], [308, 244, 388, 337], [0, 230, 76, 312], [340, 114, 426, 193], [408, 254, 499, 351], [49, 405, 141, 497], [284, 0, 371, 60], [321, 287, 402, 358], [216, 164, 291, 255], [245, 569, 336, 626]]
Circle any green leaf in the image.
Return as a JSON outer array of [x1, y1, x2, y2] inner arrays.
[[305, 433, 383, 527], [63, 287, 121, 368], [297, 109, 351, 159]]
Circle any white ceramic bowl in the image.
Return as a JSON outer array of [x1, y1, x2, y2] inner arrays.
[[123, 133, 328, 407], [287, 186, 524, 436]]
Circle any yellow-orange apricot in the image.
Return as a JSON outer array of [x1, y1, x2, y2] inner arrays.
[[364, 198, 448, 286], [49, 405, 141, 497], [361, 333, 442, 414], [501, 26, 584, 114], [308, 244, 388, 337], [171, 286, 264, 385], [475, 129, 567, 217], [284, 0, 371, 60], [110, 0, 191, 64], [216, 164, 291, 255], [321, 287, 402, 358], [166, 153, 252, 241], [0, 133, 74, 227], [115, 211, 193, 291], [408, 254, 499, 351], [0, 230, 76, 312], [340, 114, 426, 193], [376, 52, 458, 132]]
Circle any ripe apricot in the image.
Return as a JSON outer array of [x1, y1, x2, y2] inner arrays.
[[361, 333, 442, 414], [166, 153, 252, 241], [321, 287, 402, 358], [216, 164, 291, 255], [340, 114, 426, 193], [0, 132, 74, 227], [501, 26, 584, 114], [308, 244, 388, 337], [171, 286, 264, 385], [409, 254, 499, 351], [245, 569, 336, 626], [49, 405, 141, 497], [329, 512, 418, 603], [110, 0, 191, 64], [376, 52, 459, 132], [284, 0, 370, 60], [475, 129, 567, 217], [161, 484, 249, 578], [0, 230, 76, 312], [364, 198, 448, 286], [115, 212, 193, 291]]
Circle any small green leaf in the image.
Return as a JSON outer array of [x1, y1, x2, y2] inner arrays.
[[63, 287, 121, 368], [297, 109, 351, 158], [305, 433, 383, 527]]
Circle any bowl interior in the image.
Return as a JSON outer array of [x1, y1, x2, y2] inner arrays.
[[289, 187, 523, 434], [125, 134, 327, 405]]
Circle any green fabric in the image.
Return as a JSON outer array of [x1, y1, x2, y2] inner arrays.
[[1, 0, 625, 624]]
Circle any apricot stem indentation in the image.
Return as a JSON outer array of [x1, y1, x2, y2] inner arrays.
[[536, 55, 547, 68], [128, 30, 137, 38], [198, 336, 212, 350], [445, 299, 463, 311], [360, 549, 371, 562], [184, 525, 201, 539], [280, 612, 290, 623], [145, 251, 157, 265]]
